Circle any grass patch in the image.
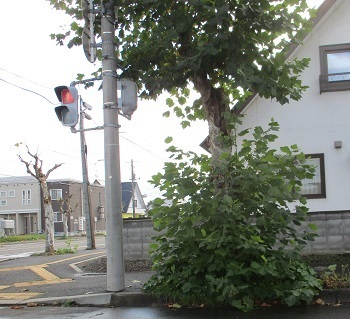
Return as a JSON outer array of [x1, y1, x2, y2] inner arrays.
[[31, 239, 78, 256], [32, 248, 77, 256], [0, 234, 45, 243]]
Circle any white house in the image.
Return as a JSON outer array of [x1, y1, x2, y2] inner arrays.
[[0, 176, 41, 235], [200, 0, 350, 253], [235, 0, 350, 215]]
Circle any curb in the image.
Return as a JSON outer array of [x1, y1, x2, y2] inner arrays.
[[110, 292, 156, 307], [0, 293, 112, 307], [0, 292, 157, 308], [317, 289, 350, 304]]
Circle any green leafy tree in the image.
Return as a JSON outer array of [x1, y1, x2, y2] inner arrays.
[[48, 0, 321, 309], [48, 0, 313, 163], [144, 119, 322, 311]]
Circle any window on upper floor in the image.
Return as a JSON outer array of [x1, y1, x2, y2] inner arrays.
[[320, 43, 350, 93], [22, 189, 31, 205], [27, 190, 31, 205], [301, 153, 326, 199], [8, 190, 15, 197], [0, 200, 7, 206], [50, 189, 63, 200], [0, 191, 7, 198]]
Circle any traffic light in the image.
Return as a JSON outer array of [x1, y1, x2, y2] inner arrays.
[[117, 79, 138, 116], [54, 86, 79, 127]]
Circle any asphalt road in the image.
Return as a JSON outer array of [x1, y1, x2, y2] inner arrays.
[[0, 236, 106, 261], [1, 304, 350, 319]]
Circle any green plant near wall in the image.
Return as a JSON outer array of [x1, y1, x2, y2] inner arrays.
[[321, 264, 350, 290], [144, 118, 322, 311]]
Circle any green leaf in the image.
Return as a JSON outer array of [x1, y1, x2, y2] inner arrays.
[[166, 98, 174, 107], [308, 223, 318, 231], [280, 146, 292, 155], [164, 136, 173, 144], [163, 111, 171, 118]]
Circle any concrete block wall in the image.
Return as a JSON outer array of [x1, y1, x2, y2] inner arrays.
[[122, 212, 350, 259], [123, 218, 157, 260], [303, 211, 350, 254]]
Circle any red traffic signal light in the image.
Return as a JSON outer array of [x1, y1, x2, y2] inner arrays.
[[61, 89, 75, 104]]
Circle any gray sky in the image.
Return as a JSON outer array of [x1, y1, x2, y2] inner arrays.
[[0, 0, 323, 203]]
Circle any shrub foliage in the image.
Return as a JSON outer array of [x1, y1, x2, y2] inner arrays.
[[144, 120, 322, 311]]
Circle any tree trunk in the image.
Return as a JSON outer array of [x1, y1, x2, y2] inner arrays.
[[193, 71, 231, 163], [40, 182, 55, 254], [64, 214, 69, 238]]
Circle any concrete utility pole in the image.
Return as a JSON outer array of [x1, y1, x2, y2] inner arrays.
[[101, 0, 125, 291], [79, 100, 95, 249]]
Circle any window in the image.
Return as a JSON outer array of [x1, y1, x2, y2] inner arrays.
[[8, 190, 15, 197], [27, 190, 31, 205], [50, 189, 62, 200], [54, 212, 63, 223], [0, 200, 7, 206], [301, 154, 326, 199], [22, 190, 26, 205], [0, 191, 7, 198], [320, 43, 350, 93], [22, 190, 31, 205]]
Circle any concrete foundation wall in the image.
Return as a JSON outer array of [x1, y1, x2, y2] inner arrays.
[[122, 212, 350, 260], [123, 219, 158, 260], [303, 211, 350, 254]]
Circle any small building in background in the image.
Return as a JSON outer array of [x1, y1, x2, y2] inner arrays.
[[0, 176, 41, 235], [0, 176, 147, 236], [121, 182, 147, 218]]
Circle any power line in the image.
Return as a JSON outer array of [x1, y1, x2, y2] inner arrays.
[[0, 77, 56, 105], [120, 135, 168, 161], [90, 116, 168, 161], [0, 66, 52, 90]]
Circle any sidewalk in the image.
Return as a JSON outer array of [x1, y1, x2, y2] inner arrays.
[[0, 248, 156, 307], [1, 249, 350, 309]]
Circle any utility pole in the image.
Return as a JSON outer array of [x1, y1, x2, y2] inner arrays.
[[79, 99, 95, 249], [101, 0, 125, 291], [131, 159, 136, 218]]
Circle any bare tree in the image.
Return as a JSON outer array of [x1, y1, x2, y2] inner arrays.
[[16, 144, 63, 254], [58, 195, 78, 238]]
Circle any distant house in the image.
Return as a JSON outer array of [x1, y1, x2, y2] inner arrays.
[[121, 182, 147, 218], [47, 179, 106, 236], [0, 176, 41, 235], [0, 176, 147, 235]]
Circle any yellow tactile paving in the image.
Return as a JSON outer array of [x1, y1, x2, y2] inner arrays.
[[47, 251, 105, 265], [0, 251, 105, 300], [0, 292, 42, 300], [29, 265, 61, 281], [14, 278, 73, 288]]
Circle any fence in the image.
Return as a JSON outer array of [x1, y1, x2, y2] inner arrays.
[[122, 211, 350, 259]]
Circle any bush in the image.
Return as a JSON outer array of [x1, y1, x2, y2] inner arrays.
[[144, 120, 322, 311]]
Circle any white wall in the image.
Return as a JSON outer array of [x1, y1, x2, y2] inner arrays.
[[237, 0, 350, 212]]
